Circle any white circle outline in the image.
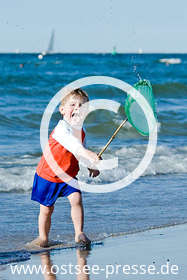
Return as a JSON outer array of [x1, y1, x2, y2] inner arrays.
[[40, 76, 157, 193]]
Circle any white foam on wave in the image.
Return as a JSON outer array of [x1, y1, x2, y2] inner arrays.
[[0, 145, 186, 192], [79, 144, 187, 183], [0, 155, 37, 192]]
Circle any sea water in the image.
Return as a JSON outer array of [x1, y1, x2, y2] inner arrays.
[[0, 53, 187, 262]]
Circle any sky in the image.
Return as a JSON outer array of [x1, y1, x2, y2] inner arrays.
[[1, 0, 186, 53]]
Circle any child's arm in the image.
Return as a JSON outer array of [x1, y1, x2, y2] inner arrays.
[[77, 146, 101, 178], [82, 131, 100, 177], [77, 146, 99, 165]]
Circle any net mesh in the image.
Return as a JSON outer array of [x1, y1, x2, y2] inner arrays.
[[125, 80, 157, 136]]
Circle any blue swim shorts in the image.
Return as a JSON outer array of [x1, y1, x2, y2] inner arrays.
[[31, 173, 81, 206]]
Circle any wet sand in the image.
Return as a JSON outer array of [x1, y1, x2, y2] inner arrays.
[[1, 223, 187, 279]]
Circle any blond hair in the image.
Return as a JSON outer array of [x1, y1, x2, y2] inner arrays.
[[60, 88, 89, 106]]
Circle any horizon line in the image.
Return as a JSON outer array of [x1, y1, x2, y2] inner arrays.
[[0, 51, 186, 55]]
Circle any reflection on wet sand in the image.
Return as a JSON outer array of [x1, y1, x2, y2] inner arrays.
[[40, 252, 56, 280], [40, 249, 90, 280], [76, 249, 90, 280]]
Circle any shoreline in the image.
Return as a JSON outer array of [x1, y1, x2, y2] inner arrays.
[[1, 223, 186, 279]]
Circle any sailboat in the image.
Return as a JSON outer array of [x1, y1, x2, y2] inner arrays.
[[38, 30, 55, 59], [46, 29, 55, 54]]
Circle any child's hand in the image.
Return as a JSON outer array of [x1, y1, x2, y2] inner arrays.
[[88, 168, 100, 178]]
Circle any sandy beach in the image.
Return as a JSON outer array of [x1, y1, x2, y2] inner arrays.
[[0, 223, 186, 279]]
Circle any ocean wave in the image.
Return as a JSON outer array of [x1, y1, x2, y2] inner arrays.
[[0, 113, 42, 129], [153, 82, 187, 98], [1, 76, 187, 101], [79, 144, 187, 184], [0, 145, 186, 192]]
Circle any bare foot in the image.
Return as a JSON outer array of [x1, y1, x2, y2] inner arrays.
[[28, 237, 49, 248], [75, 233, 91, 246]]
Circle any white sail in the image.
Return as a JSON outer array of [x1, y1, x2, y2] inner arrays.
[[46, 29, 55, 54], [38, 29, 55, 59]]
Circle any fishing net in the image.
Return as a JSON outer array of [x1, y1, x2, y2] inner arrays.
[[125, 80, 157, 136]]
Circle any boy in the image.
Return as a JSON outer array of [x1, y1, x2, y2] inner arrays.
[[31, 88, 100, 247]]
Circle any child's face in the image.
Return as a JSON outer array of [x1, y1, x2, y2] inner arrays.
[[60, 95, 87, 127]]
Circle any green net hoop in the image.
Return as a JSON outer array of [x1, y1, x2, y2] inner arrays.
[[124, 80, 157, 136]]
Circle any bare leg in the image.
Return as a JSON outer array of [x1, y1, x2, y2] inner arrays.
[[34, 205, 54, 247], [68, 192, 84, 242], [39, 205, 54, 244], [29, 205, 54, 247]]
